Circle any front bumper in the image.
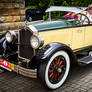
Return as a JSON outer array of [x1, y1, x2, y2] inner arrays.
[[0, 59, 37, 78], [14, 65, 37, 78]]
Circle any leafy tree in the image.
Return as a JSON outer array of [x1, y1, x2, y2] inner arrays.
[[25, 0, 92, 20], [25, 0, 50, 12], [25, 0, 92, 11], [48, 0, 54, 7]]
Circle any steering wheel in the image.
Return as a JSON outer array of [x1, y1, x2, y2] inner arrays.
[[75, 13, 90, 25]]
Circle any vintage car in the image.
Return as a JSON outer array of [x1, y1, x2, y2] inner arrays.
[[0, 6, 92, 89], [26, 8, 44, 21]]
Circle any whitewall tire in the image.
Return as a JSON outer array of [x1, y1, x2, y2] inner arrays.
[[38, 50, 70, 89]]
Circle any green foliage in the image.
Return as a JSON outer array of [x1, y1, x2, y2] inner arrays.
[[62, 1, 69, 6], [25, 0, 92, 10], [48, 0, 54, 7], [25, 0, 92, 20], [43, 13, 48, 20]]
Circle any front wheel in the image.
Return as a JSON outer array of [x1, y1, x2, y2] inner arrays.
[[38, 50, 70, 89]]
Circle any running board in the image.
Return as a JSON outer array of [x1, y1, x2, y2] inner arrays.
[[79, 56, 92, 64]]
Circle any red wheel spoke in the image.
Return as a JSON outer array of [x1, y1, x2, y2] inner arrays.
[[52, 61, 56, 66], [50, 65, 54, 68], [59, 60, 62, 67], [59, 65, 64, 68], [57, 57, 60, 64], [54, 74, 57, 80], [49, 72, 54, 78], [49, 70, 53, 73], [55, 58, 58, 64], [51, 74, 55, 80]]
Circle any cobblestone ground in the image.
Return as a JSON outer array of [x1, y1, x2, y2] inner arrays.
[[0, 63, 92, 92]]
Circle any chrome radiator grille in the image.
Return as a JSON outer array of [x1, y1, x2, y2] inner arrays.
[[19, 29, 34, 60]]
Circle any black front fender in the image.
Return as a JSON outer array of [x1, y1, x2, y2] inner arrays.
[[36, 43, 77, 64]]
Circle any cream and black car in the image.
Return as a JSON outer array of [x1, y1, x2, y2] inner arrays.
[[0, 6, 92, 89]]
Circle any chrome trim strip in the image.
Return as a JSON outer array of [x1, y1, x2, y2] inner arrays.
[[26, 25, 38, 35]]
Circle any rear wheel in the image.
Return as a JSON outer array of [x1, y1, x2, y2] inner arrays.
[[38, 50, 70, 89]]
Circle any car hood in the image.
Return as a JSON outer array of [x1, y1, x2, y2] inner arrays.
[[33, 20, 68, 32]]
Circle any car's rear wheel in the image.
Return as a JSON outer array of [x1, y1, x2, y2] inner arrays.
[[38, 50, 70, 89]]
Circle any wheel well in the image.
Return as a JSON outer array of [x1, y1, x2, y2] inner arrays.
[[33, 43, 77, 69], [63, 49, 77, 64]]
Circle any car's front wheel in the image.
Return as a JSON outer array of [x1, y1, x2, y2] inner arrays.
[[38, 50, 70, 89]]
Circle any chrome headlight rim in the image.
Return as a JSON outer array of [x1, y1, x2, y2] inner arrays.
[[30, 35, 44, 49], [5, 31, 16, 43]]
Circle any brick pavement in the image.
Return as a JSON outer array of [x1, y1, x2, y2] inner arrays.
[[0, 64, 92, 92]]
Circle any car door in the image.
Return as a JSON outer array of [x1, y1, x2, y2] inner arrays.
[[71, 27, 85, 50], [39, 28, 72, 47], [84, 26, 92, 46]]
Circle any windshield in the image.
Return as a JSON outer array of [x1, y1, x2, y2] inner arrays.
[[34, 18, 77, 32]]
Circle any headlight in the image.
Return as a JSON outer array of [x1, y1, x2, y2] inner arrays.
[[30, 35, 44, 49], [5, 31, 16, 43]]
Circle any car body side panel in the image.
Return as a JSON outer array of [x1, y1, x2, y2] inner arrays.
[[39, 28, 72, 48], [85, 26, 92, 46], [39, 24, 92, 51], [39, 26, 87, 50], [71, 27, 85, 50]]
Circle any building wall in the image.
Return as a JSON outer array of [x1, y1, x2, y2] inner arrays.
[[0, 0, 25, 32]]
